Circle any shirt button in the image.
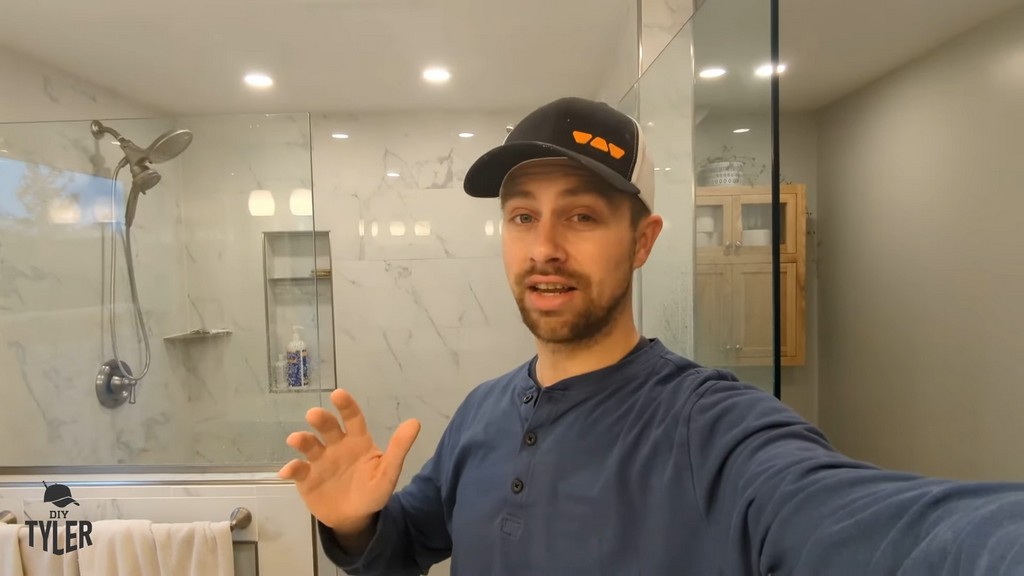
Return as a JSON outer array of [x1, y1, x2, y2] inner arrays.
[[524, 432, 537, 446], [511, 478, 525, 494], [523, 393, 534, 404]]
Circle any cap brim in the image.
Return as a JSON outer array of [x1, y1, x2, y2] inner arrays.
[[52, 497, 79, 507], [464, 141, 640, 200]]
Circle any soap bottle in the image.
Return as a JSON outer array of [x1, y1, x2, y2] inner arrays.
[[287, 326, 309, 387], [274, 354, 287, 389]]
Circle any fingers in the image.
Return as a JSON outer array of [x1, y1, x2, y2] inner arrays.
[[277, 458, 310, 482], [381, 418, 421, 481], [306, 407, 345, 444], [287, 431, 326, 462], [331, 389, 369, 437]]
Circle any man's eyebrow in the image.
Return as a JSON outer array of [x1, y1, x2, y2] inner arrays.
[[500, 184, 612, 207]]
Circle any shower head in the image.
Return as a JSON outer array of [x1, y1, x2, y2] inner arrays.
[[91, 121, 193, 165], [130, 163, 162, 193], [121, 160, 162, 229], [91, 120, 193, 229], [147, 129, 193, 164]]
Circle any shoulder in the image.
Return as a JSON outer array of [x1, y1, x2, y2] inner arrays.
[[641, 340, 745, 401], [639, 341, 803, 427]]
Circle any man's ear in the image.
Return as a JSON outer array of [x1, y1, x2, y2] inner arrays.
[[633, 214, 664, 268]]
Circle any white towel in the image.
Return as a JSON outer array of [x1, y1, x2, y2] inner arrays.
[[0, 525, 24, 576], [17, 524, 81, 576], [77, 519, 158, 576], [151, 521, 234, 576]]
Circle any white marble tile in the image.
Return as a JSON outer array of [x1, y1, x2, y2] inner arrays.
[[642, 0, 699, 75], [0, 117, 190, 467]]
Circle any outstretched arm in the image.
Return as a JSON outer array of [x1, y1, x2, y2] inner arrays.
[[687, 375, 1024, 576]]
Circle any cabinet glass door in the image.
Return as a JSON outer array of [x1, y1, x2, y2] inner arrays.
[[735, 192, 797, 256], [695, 196, 733, 261]]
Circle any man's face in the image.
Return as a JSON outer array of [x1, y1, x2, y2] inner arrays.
[[500, 159, 659, 346]]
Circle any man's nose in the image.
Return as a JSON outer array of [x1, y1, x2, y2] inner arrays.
[[530, 217, 567, 264]]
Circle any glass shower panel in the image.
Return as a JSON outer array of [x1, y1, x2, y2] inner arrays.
[[0, 112, 328, 468], [691, 0, 777, 392], [617, 23, 698, 360]]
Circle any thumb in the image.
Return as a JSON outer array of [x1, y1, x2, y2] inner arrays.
[[380, 418, 421, 482]]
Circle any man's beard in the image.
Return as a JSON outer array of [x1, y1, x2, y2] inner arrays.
[[513, 265, 633, 346]]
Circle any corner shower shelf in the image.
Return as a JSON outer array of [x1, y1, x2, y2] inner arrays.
[[163, 329, 233, 341]]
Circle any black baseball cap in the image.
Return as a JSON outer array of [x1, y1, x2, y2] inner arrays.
[[464, 96, 655, 210]]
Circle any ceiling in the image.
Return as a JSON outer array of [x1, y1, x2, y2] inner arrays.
[[1, 0, 1022, 116], [0, 0, 632, 115], [693, 0, 1024, 112]]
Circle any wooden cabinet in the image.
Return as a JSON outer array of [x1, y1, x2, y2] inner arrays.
[[694, 184, 806, 366]]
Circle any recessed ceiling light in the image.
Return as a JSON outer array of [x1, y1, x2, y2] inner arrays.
[[756, 64, 787, 77], [331, 133, 349, 139], [458, 132, 474, 138], [386, 172, 400, 178], [244, 73, 273, 88], [422, 67, 451, 83], [698, 67, 727, 79], [733, 128, 751, 133]]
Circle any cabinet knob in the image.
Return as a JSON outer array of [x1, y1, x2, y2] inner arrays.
[[734, 240, 743, 249], [736, 344, 743, 351]]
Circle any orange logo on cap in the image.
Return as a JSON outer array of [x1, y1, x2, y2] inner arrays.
[[572, 131, 626, 160]]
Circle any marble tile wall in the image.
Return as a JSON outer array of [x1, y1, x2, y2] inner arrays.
[[309, 109, 541, 486], [171, 112, 326, 465], [0, 116, 192, 466], [642, 0, 700, 75]]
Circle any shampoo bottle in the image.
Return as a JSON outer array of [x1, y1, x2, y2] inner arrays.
[[286, 326, 309, 387]]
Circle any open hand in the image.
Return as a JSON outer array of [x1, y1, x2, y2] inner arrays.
[[278, 389, 421, 534]]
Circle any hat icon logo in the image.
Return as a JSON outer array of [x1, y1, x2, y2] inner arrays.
[[43, 482, 80, 508]]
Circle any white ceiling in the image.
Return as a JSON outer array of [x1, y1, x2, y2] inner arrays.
[[777, 0, 1024, 111], [0, 0, 632, 115], [1, 0, 1022, 116], [693, 0, 1024, 112]]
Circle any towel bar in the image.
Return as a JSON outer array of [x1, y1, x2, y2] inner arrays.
[[0, 507, 249, 530], [229, 507, 252, 531]]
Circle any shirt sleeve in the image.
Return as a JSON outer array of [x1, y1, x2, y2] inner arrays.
[[686, 374, 1024, 576], [318, 444, 454, 574]]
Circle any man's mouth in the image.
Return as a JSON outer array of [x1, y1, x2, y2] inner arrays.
[[529, 283, 576, 294]]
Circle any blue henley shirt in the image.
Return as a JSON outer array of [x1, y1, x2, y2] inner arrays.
[[319, 337, 1024, 575]]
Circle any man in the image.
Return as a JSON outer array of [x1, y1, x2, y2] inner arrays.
[[279, 97, 1024, 575]]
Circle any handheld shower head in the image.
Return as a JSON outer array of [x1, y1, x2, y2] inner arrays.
[[123, 161, 161, 229]]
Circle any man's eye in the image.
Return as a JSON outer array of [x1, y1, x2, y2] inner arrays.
[[511, 214, 534, 224], [573, 214, 596, 223]]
